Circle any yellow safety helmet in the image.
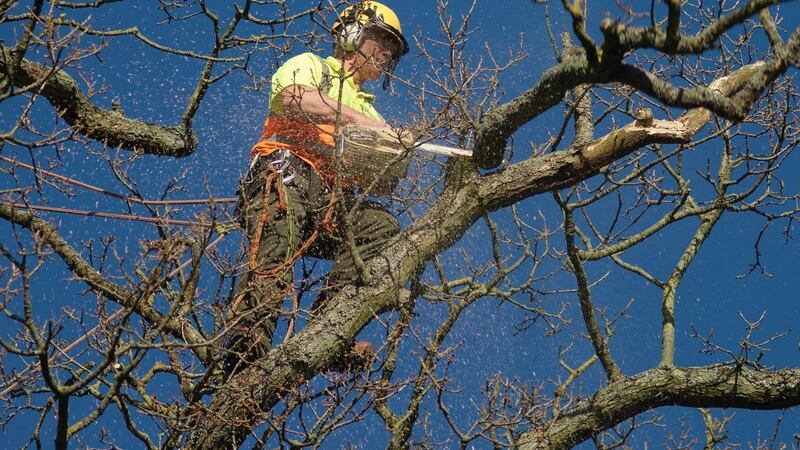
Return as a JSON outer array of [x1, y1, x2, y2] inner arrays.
[[332, 1, 409, 58]]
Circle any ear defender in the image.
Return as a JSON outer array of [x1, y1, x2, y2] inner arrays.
[[332, 2, 408, 90], [336, 20, 364, 52]]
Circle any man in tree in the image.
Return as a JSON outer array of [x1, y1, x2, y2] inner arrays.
[[224, 1, 410, 373], [7, 1, 800, 448]]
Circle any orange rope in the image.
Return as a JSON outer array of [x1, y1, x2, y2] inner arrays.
[[247, 168, 284, 274], [230, 163, 338, 314], [249, 172, 337, 279]]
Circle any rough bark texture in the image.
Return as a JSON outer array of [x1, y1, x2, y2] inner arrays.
[[2, 52, 198, 156], [186, 59, 772, 449], [472, 54, 596, 169], [5, 3, 796, 447], [471, 8, 800, 170], [518, 366, 800, 449]]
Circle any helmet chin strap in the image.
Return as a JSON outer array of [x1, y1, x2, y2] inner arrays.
[[382, 58, 399, 90]]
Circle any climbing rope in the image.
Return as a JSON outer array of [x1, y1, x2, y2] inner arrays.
[[229, 160, 338, 317]]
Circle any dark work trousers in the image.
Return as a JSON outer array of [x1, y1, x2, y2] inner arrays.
[[224, 152, 400, 370]]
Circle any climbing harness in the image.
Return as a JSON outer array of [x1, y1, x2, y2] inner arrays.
[[245, 150, 296, 186], [267, 150, 297, 185], [229, 153, 338, 315]]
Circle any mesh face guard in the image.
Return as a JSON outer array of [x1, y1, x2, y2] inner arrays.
[[360, 25, 404, 89], [333, 2, 408, 89], [381, 54, 400, 90]]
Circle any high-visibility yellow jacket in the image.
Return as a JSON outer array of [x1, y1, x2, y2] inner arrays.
[[250, 53, 384, 183]]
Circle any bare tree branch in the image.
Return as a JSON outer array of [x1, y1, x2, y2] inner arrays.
[[2, 54, 198, 156], [518, 365, 800, 449]]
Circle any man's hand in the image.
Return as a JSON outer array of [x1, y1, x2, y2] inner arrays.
[[355, 115, 389, 128]]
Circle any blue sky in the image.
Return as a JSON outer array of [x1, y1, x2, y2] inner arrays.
[[2, 0, 800, 448]]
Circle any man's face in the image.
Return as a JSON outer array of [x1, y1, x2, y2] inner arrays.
[[355, 27, 401, 80]]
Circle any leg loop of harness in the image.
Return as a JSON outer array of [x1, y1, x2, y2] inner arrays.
[[247, 152, 338, 279]]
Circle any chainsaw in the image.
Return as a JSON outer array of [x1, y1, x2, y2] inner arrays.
[[338, 124, 472, 158], [336, 124, 472, 194]]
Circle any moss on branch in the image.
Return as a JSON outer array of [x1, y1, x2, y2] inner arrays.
[[600, 0, 782, 55], [471, 3, 798, 171], [185, 59, 784, 449], [472, 54, 596, 169]]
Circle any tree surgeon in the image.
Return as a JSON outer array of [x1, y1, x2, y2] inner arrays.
[[224, 1, 410, 374]]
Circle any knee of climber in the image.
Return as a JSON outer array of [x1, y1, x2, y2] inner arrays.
[[242, 273, 293, 311], [361, 208, 400, 243]]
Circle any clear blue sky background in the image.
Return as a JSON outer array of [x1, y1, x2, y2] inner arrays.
[[2, 0, 800, 448]]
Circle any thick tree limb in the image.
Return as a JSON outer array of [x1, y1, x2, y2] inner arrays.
[[472, 54, 596, 169], [186, 60, 768, 450], [517, 365, 800, 449], [2, 53, 198, 156], [601, 0, 783, 54], [472, 3, 799, 170], [562, 203, 622, 382]]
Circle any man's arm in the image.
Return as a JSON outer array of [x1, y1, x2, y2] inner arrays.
[[277, 85, 388, 128]]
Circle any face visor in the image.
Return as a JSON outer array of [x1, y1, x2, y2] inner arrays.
[[361, 25, 406, 89]]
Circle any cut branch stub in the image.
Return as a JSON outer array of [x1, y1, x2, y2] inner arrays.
[[634, 107, 654, 127], [471, 22, 786, 171]]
